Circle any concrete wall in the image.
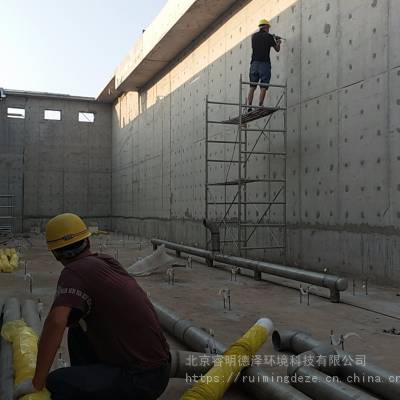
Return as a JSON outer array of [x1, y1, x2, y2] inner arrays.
[[0, 94, 112, 232], [111, 0, 400, 285]]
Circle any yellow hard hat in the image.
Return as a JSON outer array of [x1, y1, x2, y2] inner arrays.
[[46, 213, 91, 251], [259, 19, 271, 27]]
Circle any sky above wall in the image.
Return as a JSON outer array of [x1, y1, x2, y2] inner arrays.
[[0, 0, 167, 97]]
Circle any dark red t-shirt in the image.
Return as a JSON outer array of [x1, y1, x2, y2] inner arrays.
[[52, 250, 170, 369]]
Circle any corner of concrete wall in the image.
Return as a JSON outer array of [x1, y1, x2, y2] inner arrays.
[[0, 95, 113, 233]]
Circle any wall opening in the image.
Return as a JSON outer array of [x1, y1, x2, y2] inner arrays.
[[7, 107, 25, 119], [44, 109, 61, 120], [78, 112, 95, 123]]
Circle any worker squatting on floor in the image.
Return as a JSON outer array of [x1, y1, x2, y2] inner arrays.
[[247, 19, 281, 111], [14, 213, 171, 400]]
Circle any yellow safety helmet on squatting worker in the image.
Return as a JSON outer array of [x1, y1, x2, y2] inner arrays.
[[259, 19, 271, 27], [46, 213, 91, 258]]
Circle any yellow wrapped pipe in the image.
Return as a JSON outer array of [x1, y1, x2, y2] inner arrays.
[[9, 253, 19, 269], [0, 254, 13, 272], [0, 248, 19, 272], [1, 320, 50, 400], [181, 318, 273, 400]]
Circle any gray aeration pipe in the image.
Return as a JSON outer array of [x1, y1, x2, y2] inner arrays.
[[288, 364, 379, 400], [203, 219, 221, 253], [287, 350, 380, 400], [273, 330, 400, 400], [22, 299, 42, 336], [0, 298, 21, 400], [151, 239, 348, 302], [152, 300, 311, 400]]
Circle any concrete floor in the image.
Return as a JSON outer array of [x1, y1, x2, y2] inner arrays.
[[1, 232, 400, 399]]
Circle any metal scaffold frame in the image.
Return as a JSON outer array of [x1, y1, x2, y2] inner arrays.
[[0, 195, 15, 236], [205, 75, 287, 260]]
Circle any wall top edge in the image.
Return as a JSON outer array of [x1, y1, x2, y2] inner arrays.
[[96, 0, 240, 103], [2, 89, 100, 103]]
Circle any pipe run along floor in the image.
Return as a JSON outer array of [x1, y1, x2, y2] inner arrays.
[[1, 232, 399, 399]]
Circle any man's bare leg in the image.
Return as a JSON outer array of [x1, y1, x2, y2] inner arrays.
[[259, 87, 267, 107], [247, 86, 256, 108]]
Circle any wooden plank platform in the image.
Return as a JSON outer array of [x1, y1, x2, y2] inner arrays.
[[221, 107, 278, 125]]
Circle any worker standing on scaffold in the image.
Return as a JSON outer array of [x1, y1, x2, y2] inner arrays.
[[247, 19, 281, 112]]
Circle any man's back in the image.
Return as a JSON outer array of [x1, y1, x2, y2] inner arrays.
[[54, 251, 170, 369], [251, 30, 276, 63]]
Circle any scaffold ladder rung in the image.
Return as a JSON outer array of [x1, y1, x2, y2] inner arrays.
[[205, 75, 287, 257]]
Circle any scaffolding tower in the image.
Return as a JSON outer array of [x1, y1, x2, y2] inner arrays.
[[0, 195, 15, 236], [205, 76, 287, 262]]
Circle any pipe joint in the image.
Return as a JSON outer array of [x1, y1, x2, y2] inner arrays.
[[203, 219, 220, 253]]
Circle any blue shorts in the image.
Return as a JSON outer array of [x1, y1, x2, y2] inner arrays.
[[249, 61, 271, 87]]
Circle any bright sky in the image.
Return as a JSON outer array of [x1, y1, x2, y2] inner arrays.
[[0, 0, 168, 97]]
